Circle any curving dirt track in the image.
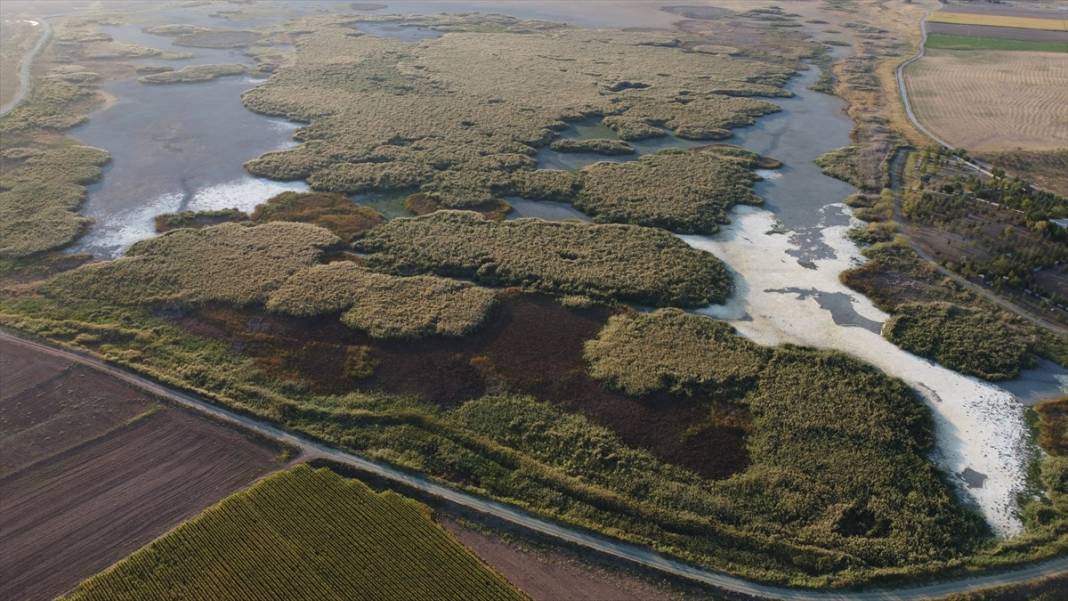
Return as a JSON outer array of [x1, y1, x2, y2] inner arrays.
[[2, 330, 1067, 600]]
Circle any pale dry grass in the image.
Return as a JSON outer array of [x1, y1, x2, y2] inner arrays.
[[906, 49, 1068, 151]]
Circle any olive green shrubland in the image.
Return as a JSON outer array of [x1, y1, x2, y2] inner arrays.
[[883, 303, 1033, 381], [47, 222, 340, 306], [354, 211, 731, 307], [266, 262, 497, 339], [572, 146, 765, 233], [251, 191, 385, 242], [0, 144, 110, 257], [585, 308, 766, 396], [241, 16, 793, 212], [583, 309, 984, 561]]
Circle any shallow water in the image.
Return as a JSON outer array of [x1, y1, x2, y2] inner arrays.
[[680, 63, 1031, 536], [69, 25, 307, 257]]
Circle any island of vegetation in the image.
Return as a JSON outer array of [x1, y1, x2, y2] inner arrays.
[[137, 63, 246, 84], [354, 210, 731, 306]]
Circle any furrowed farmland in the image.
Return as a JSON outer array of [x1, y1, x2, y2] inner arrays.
[[905, 49, 1068, 151], [64, 465, 526, 601]]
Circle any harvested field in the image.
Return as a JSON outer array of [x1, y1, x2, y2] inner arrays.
[[65, 465, 525, 601], [0, 337, 279, 601], [905, 49, 1068, 151], [928, 12, 1068, 32]]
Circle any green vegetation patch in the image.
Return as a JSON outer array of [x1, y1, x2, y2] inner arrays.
[[251, 191, 385, 242], [574, 146, 765, 234], [354, 210, 731, 307], [1035, 397, 1067, 456], [154, 208, 249, 233], [883, 302, 1033, 381], [138, 63, 247, 84], [580, 308, 983, 562], [241, 17, 794, 210], [0, 144, 110, 257], [266, 262, 498, 339], [548, 138, 635, 155], [925, 33, 1068, 54], [585, 308, 768, 396], [46, 222, 340, 306], [64, 465, 524, 601]]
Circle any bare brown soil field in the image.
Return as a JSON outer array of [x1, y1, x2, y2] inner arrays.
[[905, 49, 1068, 151], [0, 339, 280, 601], [941, 1, 1068, 19], [0, 338, 153, 475], [179, 294, 751, 480], [441, 518, 704, 601]]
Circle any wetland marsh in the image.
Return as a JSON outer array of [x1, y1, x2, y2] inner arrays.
[[3, 1, 1066, 594]]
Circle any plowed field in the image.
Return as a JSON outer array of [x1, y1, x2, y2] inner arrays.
[[906, 49, 1068, 151]]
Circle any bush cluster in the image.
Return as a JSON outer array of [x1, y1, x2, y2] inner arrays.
[[266, 262, 497, 339], [354, 210, 732, 307]]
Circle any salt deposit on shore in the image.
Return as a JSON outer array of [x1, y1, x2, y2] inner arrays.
[[683, 207, 1030, 536]]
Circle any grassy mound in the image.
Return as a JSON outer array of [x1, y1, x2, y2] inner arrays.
[[0, 144, 110, 257], [575, 146, 765, 234], [266, 262, 497, 339], [354, 210, 731, 307], [47, 222, 340, 306], [64, 465, 523, 601], [585, 308, 767, 396], [251, 191, 385, 242], [883, 302, 1033, 381]]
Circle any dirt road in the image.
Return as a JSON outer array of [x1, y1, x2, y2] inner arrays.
[[2, 330, 1066, 600]]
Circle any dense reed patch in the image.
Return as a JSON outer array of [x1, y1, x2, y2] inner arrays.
[[251, 191, 385, 242], [241, 15, 795, 211], [266, 262, 497, 339], [138, 63, 246, 84], [585, 308, 767, 396], [574, 146, 765, 234], [883, 302, 1034, 381], [354, 210, 731, 307], [0, 144, 109, 257], [46, 222, 340, 306]]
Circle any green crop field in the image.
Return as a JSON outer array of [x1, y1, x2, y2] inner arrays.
[[925, 33, 1068, 53], [64, 465, 525, 601]]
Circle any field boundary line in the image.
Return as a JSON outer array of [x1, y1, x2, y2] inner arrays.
[[3, 329, 1067, 600]]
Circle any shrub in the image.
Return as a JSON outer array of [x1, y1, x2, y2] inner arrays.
[[354, 210, 732, 307], [883, 302, 1034, 381], [266, 262, 498, 339], [251, 191, 384, 241], [46, 222, 340, 306]]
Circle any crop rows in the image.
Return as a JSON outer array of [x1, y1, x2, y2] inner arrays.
[[65, 465, 525, 601]]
